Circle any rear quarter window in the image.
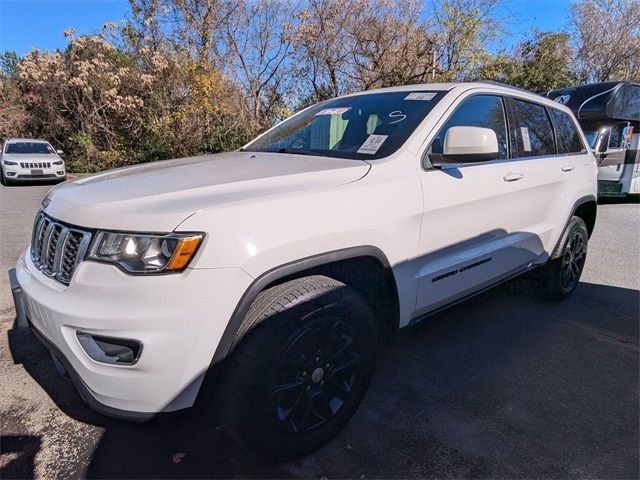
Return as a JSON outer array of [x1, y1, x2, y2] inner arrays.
[[511, 99, 556, 157], [550, 109, 586, 154]]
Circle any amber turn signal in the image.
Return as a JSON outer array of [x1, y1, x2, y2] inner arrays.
[[166, 236, 203, 271]]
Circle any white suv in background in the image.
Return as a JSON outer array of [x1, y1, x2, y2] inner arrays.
[[10, 82, 598, 461], [1, 138, 66, 185]]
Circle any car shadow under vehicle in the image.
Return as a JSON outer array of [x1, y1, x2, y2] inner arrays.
[[6, 279, 639, 478], [1, 179, 65, 188]]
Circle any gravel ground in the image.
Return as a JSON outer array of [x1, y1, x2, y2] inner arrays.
[[0, 182, 638, 479]]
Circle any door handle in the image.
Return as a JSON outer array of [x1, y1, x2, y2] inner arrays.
[[503, 172, 525, 182], [561, 164, 575, 172]]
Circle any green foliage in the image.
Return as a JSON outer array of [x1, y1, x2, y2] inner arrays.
[[473, 31, 578, 92], [0, 51, 19, 78]]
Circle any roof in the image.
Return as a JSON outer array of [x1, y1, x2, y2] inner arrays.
[[5, 138, 50, 143], [339, 81, 568, 111], [545, 81, 640, 122]]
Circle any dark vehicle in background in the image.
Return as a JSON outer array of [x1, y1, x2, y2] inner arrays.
[[546, 81, 640, 198], [0, 138, 67, 185]]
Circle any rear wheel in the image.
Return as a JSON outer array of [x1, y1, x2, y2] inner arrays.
[[533, 216, 588, 301], [217, 275, 378, 461]]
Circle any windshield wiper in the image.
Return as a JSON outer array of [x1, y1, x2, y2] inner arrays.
[[276, 148, 319, 156]]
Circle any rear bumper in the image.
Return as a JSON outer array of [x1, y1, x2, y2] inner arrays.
[[11, 251, 253, 418]]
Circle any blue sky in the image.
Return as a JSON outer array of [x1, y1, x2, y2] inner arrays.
[[0, 0, 573, 56]]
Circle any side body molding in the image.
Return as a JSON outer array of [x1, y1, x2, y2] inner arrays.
[[210, 245, 394, 365]]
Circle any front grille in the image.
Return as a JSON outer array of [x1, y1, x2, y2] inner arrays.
[[30, 212, 92, 284], [20, 162, 51, 168]]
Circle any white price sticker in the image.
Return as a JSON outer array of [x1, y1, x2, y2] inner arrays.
[[404, 92, 437, 101], [521, 127, 532, 152], [357, 135, 388, 155], [315, 107, 351, 116]]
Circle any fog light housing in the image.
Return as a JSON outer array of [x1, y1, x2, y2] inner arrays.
[[57, 171, 65, 175], [77, 332, 142, 365], [6, 172, 16, 176]]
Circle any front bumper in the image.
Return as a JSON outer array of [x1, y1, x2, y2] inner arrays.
[[3, 164, 65, 181], [12, 250, 253, 418]]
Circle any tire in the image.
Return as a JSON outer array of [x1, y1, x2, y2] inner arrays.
[[0, 169, 8, 186], [533, 216, 589, 301], [217, 275, 378, 461]]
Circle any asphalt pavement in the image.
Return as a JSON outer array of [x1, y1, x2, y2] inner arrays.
[[0, 182, 638, 479]]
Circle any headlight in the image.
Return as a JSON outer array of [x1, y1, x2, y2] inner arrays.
[[88, 231, 204, 274], [53, 160, 63, 166], [3, 160, 17, 166]]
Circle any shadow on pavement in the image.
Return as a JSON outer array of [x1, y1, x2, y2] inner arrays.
[[7, 279, 640, 478], [0, 435, 41, 479]]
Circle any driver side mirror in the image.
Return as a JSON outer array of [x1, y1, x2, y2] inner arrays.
[[593, 127, 611, 155], [56, 149, 64, 155], [431, 126, 499, 167]]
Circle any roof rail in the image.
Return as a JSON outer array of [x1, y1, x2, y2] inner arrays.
[[475, 80, 537, 95]]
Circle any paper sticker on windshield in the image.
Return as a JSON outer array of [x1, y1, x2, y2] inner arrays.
[[520, 127, 532, 152], [357, 135, 388, 155], [315, 107, 351, 116], [404, 92, 437, 101]]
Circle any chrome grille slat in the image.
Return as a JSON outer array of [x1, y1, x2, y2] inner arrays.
[[20, 162, 51, 168], [39, 222, 55, 268], [30, 212, 92, 285]]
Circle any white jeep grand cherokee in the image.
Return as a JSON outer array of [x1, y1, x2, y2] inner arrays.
[[1, 138, 67, 185], [10, 82, 598, 460]]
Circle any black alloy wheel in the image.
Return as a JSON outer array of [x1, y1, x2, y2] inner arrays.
[[270, 314, 361, 434], [560, 229, 586, 292]]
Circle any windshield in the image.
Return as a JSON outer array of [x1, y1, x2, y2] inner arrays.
[[5, 142, 55, 154], [245, 91, 446, 160]]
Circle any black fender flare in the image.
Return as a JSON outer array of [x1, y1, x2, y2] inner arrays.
[[570, 194, 597, 234], [210, 245, 392, 365], [551, 194, 597, 258]]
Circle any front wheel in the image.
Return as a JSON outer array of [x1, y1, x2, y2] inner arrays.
[[533, 216, 589, 301], [217, 275, 378, 461]]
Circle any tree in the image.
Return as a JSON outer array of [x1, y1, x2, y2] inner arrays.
[[224, 0, 294, 127], [291, 0, 360, 99], [291, 0, 439, 102], [349, 0, 438, 89], [473, 31, 577, 92], [0, 51, 19, 78], [570, 0, 640, 82], [0, 51, 28, 139], [429, 0, 507, 81]]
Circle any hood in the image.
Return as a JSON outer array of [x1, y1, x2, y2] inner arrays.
[[3, 153, 62, 163], [44, 152, 370, 231]]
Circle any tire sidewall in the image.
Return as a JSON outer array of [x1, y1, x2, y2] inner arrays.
[[553, 217, 589, 296], [226, 284, 378, 461]]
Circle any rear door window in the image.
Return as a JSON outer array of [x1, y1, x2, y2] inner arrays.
[[511, 99, 556, 157], [550, 109, 586, 154]]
